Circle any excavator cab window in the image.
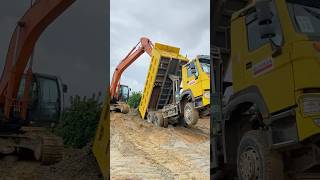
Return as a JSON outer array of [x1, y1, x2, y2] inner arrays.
[[16, 75, 38, 111], [27, 75, 61, 126], [15, 74, 61, 126], [119, 85, 130, 102]]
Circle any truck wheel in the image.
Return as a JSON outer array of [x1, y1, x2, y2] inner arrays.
[[147, 112, 154, 123], [184, 102, 199, 126], [120, 104, 129, 114], [154, 112, 164, 127], [163, 118, 168, 128], [237, 130, 283, 180]]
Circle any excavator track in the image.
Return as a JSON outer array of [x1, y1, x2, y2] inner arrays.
[[0, 127, 64, 165], [40, 135, 64, 165]]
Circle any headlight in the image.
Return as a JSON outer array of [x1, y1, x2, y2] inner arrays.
[[302, 96, 320, 115], [203, 91, 210, 99], [313, 119, 320, 127]]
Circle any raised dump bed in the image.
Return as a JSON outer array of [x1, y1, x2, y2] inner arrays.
[[138, 43, 188, 119]]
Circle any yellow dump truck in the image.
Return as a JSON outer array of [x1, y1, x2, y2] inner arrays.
[[212, 0, 320, 179], [138, 43, 188, 126], [138, 43, 210, 127]]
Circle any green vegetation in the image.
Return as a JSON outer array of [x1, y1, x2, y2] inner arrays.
[[54, 93, 102, 148], [127, 91, 142, 108]]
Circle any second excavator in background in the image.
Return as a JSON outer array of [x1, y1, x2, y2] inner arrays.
[[109, 37, 153, 113]]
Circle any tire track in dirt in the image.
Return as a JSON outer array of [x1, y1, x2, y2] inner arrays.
[[110, 112, 210, 180]]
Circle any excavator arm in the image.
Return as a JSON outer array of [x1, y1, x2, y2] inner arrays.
[[110, 37, 153, 101], [0, 0, 76, 121]]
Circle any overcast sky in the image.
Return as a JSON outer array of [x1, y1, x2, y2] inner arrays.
[[0, 1, 108, 103], [110, 0, 210, 92]]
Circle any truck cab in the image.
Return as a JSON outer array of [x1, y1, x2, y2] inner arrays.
[[214, 0, 320, 178], [181, 55, 210, 116]]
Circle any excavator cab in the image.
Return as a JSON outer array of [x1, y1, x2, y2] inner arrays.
[[118, 84, 130, 102], [16, 73, 66, 127], [110, 84, 130, 114]]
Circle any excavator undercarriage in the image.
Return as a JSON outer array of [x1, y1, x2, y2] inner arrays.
[[0, 127, 63, 165]]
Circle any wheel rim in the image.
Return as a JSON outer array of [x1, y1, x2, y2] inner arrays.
[[184, 105, 192, 125], [238, 147, 261, 180]]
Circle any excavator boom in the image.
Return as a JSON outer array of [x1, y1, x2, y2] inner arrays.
[[0, 0, 75, 121], [110, 37, 153, 100]]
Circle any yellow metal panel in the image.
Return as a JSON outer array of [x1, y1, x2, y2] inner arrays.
[[231, 17, 246, 92], [291, 42, 320, 91], [93, 91, 110, 178], [138, 42, 188, 119], [154, 42, 180, 54], [138, 52, 161, 119], [237, 7, 295, 113]]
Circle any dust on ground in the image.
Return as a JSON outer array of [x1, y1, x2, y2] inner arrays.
[[0, 146, 102, 180], [110, 111, 210, 180]]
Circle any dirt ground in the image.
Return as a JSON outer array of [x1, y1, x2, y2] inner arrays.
[[110, 111, 210, 180], [0, 111, 210, 180], [0, 146, 102, 180]]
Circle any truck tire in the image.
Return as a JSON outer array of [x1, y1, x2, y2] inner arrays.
[[184, 102, 199, 126], [154, 112, 164, 127], [120, 104, 129, 114], [237, 130, 284, 180], [147, 112, 154, 123], [163, 118, 168, 128]]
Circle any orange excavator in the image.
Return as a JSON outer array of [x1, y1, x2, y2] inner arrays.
[[110, 37, 153, 113], [0, 0, 75, 164]]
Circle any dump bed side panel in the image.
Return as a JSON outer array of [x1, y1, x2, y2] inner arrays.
[[138, 51, 161, 119], [138, 43, 188, 119]]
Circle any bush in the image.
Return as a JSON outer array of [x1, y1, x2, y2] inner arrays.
[[127, 91, 142, 108], [54, 93, 102, 148]]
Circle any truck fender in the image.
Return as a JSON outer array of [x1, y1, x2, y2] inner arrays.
[[180, 89, 195, 102], [221, 86, 270, 164], [223, 86, 269, 121]]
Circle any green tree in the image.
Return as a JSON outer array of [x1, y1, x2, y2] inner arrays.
[[54, 93, 102, 148], [127, 91, 142, 108]]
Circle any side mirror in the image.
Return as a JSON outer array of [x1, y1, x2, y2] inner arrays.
[[256, 0, 276, 39], [62, 84, 68, 93]]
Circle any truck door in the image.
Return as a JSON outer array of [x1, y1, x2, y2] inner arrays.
[[243, 3, 295, 113], [185, 62, 202, 98]]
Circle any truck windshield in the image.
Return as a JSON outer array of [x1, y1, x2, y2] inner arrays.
[[199, 58, 210, 73], [201, 62, 210, 73], [287, 0, 320, 39]]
